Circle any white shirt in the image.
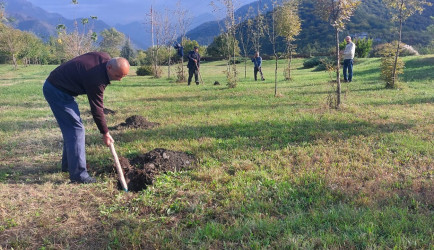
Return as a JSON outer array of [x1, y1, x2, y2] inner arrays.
[[343, 42, 355, 60]]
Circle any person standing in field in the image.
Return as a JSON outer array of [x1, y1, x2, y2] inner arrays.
[[43, 52, 130, 184], [341, 36, 356, 82], [251, 52, 265, 81], [187, 46, 201, 85]]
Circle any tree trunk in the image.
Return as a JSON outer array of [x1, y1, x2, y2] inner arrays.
[[12, 54, 17, 70], [288, 43, 293, 80], [181, 57, 184, 81], [244, 57, 247, 79], [274, 53, 278, 97], [392, 1, 403, 88], [168, 48, 171, 78], [335, 29, 341, 108]]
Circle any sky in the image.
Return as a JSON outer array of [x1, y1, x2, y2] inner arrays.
[[25, 0, 257, 26]]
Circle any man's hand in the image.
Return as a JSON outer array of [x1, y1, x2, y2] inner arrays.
[[193, 59, 197, 63], [102, 132, 114, 147]]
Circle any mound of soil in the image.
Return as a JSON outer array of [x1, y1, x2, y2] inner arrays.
[[115, 148, 195, 192], [112, 115, 159, 130]]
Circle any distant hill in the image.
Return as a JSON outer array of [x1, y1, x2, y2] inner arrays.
[[188, 0, 434, 54], [3, 0, 433, 53], [3, 0, 112, 41], [2, 0, 220, 50], [185, 0, 278, 45]]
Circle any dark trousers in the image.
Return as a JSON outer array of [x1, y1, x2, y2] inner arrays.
[[254, 67, 264, 81], [43, 81, 90, 182], [188, 68, 199, 85], [343, 59, 353, 82]]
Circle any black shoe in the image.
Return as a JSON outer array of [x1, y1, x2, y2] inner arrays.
[[262, 78, 265, 81], [72, 176, 96, 184], [196, 82, 200, 85], [344, 79, 348, 82]]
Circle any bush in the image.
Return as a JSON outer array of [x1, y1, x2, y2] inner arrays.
[[355, 38, 373, 58], [136, 65, 153, 76], [371, 41, 419, 57], [381, 56, 404, 89], [313, 57, 336, 72], [303, 57, 323, 68]]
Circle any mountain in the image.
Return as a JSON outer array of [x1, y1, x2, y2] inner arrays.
[[187, 0, 434, 54], [2, 0, 220, 50], [114, 21, 150, 50], [3, 0, 112, 41], [185, 0, 278, 45]]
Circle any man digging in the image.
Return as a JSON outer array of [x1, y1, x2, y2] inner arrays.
[[43, 52, 130, 184]]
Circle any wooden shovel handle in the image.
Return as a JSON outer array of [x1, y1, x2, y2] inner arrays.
[[109, 143, 128, 192]]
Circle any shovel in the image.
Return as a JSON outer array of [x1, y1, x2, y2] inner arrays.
[[109, 143, 128, 192]]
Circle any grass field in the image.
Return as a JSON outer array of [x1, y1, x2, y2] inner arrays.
[[0, 56, 433, 249]]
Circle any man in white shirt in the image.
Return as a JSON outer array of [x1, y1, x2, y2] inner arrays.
[[342, 36, 356, 82]]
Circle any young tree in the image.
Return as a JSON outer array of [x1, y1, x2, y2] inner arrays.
[[354, 38, 373, 58], [99, 28, 125, 57], [19, 32, 47, 65], [174, 0, 192, 82], [56, 21, 96, 60], [248, 2, 267, 53], [211, 0, 239, 88], [207, 33, 240, 58], [236, 16, 251, 78], [264, 0, 282, 97], [383, 0, 431, 88], [56, 1, 98, 60], [146, 8, 175, 78], [120, 38, 135, 64], [0, 27, 25, 69], [276, 0, 301, 80], [315, 0, 360, 108]]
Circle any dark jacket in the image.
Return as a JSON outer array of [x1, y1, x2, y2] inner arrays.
[[47, 52, 111, 134], [187, 50, 200, 70], [251, 56, 262, 68]]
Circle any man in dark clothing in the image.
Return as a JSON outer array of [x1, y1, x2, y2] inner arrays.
[[43, 52, 130, 184], [187, 46, 201, 85], [251, 51, 265, 81]]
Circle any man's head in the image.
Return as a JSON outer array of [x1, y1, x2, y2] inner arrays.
[[345, 36, 352, 44], [106, 57, 130, 81], [255, 52, 259, 57], [194, 46, 199, 52]]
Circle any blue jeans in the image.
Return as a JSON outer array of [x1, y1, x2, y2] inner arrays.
[[43, 81, 90, 182], [343, 59, 353, 82]]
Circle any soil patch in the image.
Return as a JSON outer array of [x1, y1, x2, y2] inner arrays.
[[111, 115, 159, 130], [115, 148, 196, 192]]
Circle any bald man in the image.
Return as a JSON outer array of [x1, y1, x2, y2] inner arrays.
[[342, 36, 356, 82], [43, 52, 130, 183]]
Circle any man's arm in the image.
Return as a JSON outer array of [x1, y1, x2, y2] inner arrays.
[[187, 51, 196, 62], [86, 85, 113, 146]]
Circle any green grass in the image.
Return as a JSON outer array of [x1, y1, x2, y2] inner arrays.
[[0, 56, 433, 249]]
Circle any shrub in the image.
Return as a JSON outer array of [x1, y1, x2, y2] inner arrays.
[[312, 57, 335, 72], [355, 38, 373, 58], [371, 41, 419, 57], [303, 57, 322, 68], [136, 65, 153, 76], [378, 43, 405, 89]]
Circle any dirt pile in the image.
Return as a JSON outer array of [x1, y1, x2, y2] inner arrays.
[[112, 115, 159, 130], [115, 148, 195, 192]]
